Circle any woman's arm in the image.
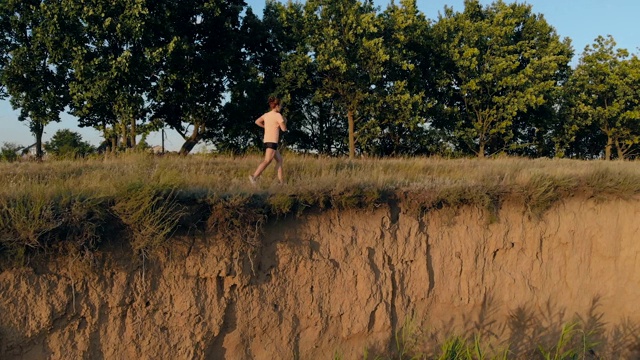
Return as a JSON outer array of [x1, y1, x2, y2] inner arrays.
[[255, 116, 265, 128], [279, 117, 287, 132]]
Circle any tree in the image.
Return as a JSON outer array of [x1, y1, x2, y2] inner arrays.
[[148, 0, 245, 155], [564, 35, 639, 160], [301, 0, 388, 158], [64, 0, 152, 152], [430, 0, 572, 157], [257, 1, 346, 155], [367, 0, 432, 156], [0, 0, 71, 159], [219, 2, 292, 154], [612, 54, 640, 159], [44, 129, 95, 157]]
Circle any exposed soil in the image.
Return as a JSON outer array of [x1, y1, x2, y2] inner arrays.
[[1, 197, 640, 359]]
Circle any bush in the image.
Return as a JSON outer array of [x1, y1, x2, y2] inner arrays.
[[44, 129, 95, 158], [0, 142, 22, 162]]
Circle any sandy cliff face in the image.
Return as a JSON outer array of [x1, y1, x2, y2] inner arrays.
[[1, 198, 640, 359]]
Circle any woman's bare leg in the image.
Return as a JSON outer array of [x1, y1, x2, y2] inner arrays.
[[274, 150, 284, 184], [252, 148, 276, 179]]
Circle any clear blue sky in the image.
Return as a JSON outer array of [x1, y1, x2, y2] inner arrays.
[[1, 0, 639, 150]]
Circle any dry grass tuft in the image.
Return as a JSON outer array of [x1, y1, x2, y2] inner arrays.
[[112, 181, 185, 253]]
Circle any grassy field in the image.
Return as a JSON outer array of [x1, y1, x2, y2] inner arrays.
[[1, 153, 640, 261]]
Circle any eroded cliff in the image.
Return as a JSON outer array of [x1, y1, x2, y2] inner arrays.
[[1, 197, 639, 359]]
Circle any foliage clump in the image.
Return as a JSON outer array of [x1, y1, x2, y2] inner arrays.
[[0, 143, 22, 162]]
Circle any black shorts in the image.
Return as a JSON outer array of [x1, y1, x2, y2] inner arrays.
[[263, 142, 278, 150]]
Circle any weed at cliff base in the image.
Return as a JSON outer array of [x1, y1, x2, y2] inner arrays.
[[538, 321, 600, 360]]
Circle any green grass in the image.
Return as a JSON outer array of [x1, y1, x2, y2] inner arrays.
[[1, 153, 640, 263], [354, 318, 602, 360]]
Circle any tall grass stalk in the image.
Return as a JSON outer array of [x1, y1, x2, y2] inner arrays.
[[538, 322, 599, 360]]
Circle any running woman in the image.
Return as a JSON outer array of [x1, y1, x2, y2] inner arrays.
[[249, 96, 287, 185]]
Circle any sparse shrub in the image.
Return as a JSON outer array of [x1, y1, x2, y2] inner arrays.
[[0, 142, 22, 162], [207, 194, 266, 247], [394, 317, 423, 359], [585, 167, 640, 199], [363, 187, 384, 208], [3, 154, 640, 265], [112, 182, 185, 253], [56, 194, 109, 250], [538, 321, 600, 360], [268, 193, 295, 216], [437, 336, 468, 360], [331, 186, 381, 209], [0, 193, 61, 249], [0, 188, 112, 265], [296, 190, 331, 212]]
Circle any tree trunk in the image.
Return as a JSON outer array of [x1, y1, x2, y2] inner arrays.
[[130, 117, 137, 148], [179, 124, 203, 156], [604, 135, 612, 160], [102, 120, 110, 154], [347, 109, 355, 159], [478, 142, 485, 158], [319, 106, 326, 155], [34, 122, 44, 160], [614, 137, 625, 160], [121, 123, 128, 150]]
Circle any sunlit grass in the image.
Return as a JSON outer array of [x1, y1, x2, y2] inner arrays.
[[3, 153, 640, 196], [1, 153, 640, 262]]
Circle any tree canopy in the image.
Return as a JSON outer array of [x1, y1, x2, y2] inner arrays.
[[430, 0, 572, 157], [1, 0, 638, 159], [563, 35, 640, 159], [0, 0, 70, 159], [44, 128, 95, 158]]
